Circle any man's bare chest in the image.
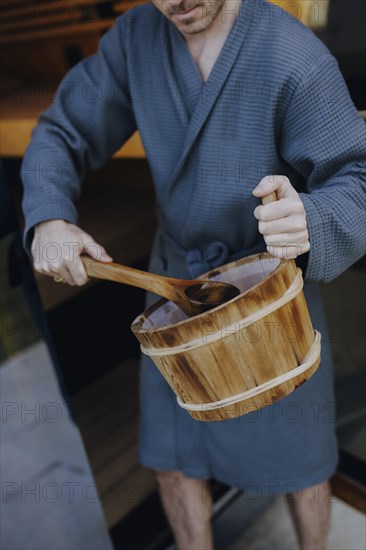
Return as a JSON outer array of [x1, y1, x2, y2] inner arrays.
[[187, 39, 225, 82]]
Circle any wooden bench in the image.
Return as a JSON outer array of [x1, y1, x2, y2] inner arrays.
[[0, 88, 145, 158], [0, 0, 139, 44], [71, 357, 155, 528]]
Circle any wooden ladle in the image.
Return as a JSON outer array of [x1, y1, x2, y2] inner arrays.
[[81, 255, 240, 316]]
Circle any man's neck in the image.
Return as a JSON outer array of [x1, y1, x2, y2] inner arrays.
[[184, 0, 243, 81], [184, 1, 242, 54]]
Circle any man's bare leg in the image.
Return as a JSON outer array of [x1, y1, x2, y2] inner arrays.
[[154, 470, 213, 550], [285, 480, 331, 550]]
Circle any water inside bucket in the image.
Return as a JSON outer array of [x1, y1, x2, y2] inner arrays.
[[141, 256, 281, 330]]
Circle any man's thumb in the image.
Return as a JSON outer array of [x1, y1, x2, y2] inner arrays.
[[83, 240, 113, 262], [253, 175, 294, 200]]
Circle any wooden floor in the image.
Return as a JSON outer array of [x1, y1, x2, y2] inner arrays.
[[71, 359, 156, 528]]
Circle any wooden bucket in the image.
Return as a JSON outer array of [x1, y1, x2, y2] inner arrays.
[[131, 253, 321, 421]]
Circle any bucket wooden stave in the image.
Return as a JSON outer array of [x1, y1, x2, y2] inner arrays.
[[131, 253, 321, 421]]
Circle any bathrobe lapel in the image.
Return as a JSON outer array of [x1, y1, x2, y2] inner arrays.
[[164, 1, 254, 188], [168, 24, 203, 117]]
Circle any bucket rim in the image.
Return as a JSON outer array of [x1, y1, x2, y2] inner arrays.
[[131, 252, 287, 335]]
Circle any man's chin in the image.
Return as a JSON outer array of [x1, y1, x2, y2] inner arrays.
[[173, 18, 210, 35]]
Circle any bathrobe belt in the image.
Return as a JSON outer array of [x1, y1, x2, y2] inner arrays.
[[158, 224, 266, 279]]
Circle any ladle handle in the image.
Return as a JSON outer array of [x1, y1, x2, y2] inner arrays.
[[262, 191, 277, 206], [80, 255, 179, 301]]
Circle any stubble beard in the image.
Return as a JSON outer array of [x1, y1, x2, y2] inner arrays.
[[170, 0, 227, 35]]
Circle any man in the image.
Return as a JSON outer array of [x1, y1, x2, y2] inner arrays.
[[22, 0, 365, 548]]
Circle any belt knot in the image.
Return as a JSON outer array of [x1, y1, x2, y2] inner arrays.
[[186, 241, 229, 278]]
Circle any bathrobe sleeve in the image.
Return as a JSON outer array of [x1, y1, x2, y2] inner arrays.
[[21, 14, 136, 250], [280, 54, 366, 282]]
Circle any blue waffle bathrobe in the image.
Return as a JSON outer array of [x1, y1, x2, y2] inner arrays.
[[22, 0, 366, 491]]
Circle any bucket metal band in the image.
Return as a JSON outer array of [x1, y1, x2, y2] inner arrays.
[[141, 268, 304, 357], [177, 330, 321, 412]]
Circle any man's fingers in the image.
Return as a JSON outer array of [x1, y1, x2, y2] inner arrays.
[[49, 264, 76, 286], [252, 175, 296, 200], [82, 238, 113, 262], [264, 230, 309, 245], [258, 214, 308, 236], [265, 241, 310, 259], [62, 266, 77, 286], [254, 198, 305, 222], [263, 231, 310, 259], [31, 221, 112, 286], [35, 244, 108, 285], [41, 259, 87, 286], [252, 176, 310, 259], [67, 257, 89, 286]]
